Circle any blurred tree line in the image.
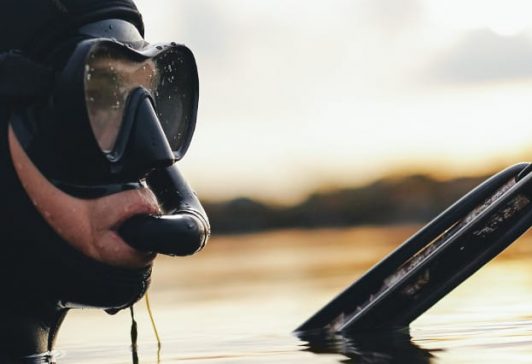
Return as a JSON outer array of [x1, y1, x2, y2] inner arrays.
[[203, 173, 489, 234]]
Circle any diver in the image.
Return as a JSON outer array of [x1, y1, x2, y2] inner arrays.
[[0, 0, 210, 361]]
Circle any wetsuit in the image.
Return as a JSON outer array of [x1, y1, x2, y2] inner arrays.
[[0, 0, 151, 359]]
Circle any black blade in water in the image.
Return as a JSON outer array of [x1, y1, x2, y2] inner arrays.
[[295, 162, 532, 335]]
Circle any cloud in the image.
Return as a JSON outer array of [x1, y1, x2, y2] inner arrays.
[[433, 29, 532, 83], [362, 0, 424, 34]]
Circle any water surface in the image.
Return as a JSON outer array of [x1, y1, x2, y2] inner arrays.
[[56, 226, 532, 363]]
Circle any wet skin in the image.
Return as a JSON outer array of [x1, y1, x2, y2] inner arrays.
[[8, 125, 159, 268]]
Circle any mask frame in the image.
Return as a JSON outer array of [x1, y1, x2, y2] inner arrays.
[[10, 38, 199, 189]]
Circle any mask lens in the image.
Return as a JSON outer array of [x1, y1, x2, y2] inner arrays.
[[84, 42, 197, 158], [85, 44, 159, 153], [153, 50, 189, 152]]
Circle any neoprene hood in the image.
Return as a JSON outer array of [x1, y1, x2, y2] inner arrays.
[[0, 0, 144, 57]]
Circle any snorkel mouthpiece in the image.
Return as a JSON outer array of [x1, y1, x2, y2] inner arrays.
[[118, 89, 210, 256], [119, 164, 210, 256]]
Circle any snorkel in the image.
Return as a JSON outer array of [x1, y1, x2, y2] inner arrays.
[[296, 162, 532, 336]]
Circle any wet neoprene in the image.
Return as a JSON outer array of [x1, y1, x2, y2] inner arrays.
[[0, 0, 172, 359]]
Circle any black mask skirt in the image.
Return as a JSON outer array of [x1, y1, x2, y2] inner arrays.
[[0, 1, 209, 361]]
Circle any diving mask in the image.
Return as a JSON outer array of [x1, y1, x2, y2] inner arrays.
[[11, 36, 198, 189], [3, 19, 210, 256]]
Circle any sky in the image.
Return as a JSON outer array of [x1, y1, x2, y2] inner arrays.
[[135, 0, 532, 203]]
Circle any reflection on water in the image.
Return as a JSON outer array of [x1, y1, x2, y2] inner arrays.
[[54, 226, 532, 363], [300, 330, 433, 364]]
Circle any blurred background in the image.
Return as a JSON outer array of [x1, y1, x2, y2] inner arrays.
[[133, 0, 532, 230], [134, 0, 531, 233], [58, 1, 532, 362]]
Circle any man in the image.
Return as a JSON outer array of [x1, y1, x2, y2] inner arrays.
[[0, 0, 209, 360]]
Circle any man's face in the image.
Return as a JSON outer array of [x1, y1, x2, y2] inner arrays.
[[8, 125, 160, 268]]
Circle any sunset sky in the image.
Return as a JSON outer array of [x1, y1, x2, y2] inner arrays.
[[136, 0, 532, 203]]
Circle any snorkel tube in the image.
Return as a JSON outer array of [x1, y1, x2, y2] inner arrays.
[[119, 164, 210, 256], [295, 162, 532, 335]]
